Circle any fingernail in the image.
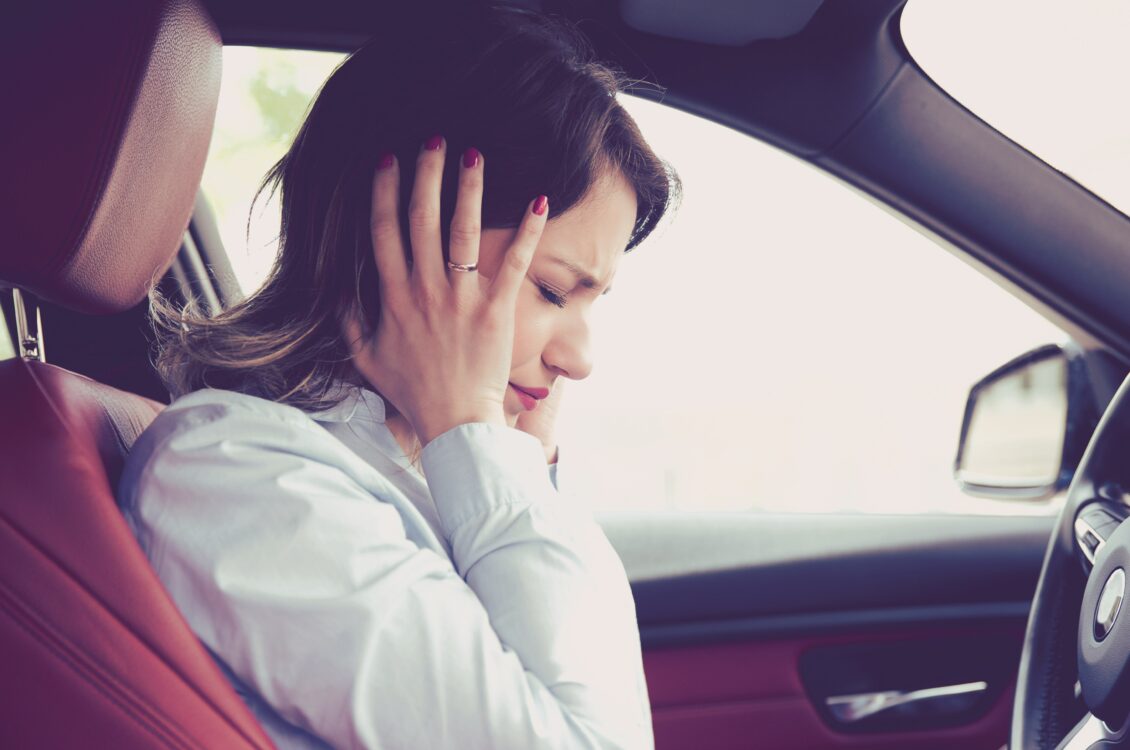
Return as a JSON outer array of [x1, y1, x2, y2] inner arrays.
[[533, 195, 548, 216], [462, 147, 480, 168], [377, 152, 395, 169], [424, 134, 444, 151]]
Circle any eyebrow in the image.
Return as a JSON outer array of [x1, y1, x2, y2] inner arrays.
[[547, 256, 613, 294]]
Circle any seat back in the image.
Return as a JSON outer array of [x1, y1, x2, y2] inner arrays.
[[0, 361, 274, 749], [0, 1, 274, 747]]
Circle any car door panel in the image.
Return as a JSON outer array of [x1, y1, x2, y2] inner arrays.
[[601, 513, 1052, 748], [646, 631, 1017, 750]]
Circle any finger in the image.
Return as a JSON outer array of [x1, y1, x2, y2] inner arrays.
[[543, 378, 565, 409], [447, 147, 484, 285], [407, 134, 447, 285], [370, 153, 407, 287], [490, 195, 548, 304]]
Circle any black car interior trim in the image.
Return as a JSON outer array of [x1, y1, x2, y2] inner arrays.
[[639, 602, 1031, 648]]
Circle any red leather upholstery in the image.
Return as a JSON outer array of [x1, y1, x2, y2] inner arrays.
[[1, 0, 221, 314], [0, 360, 275, 749], [645, 626, 1016, 750], [0, 1, 276, 747]]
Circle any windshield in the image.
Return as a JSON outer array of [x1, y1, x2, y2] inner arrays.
[[900, 0, 1130, 218]]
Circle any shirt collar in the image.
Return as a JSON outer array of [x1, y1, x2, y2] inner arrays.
[[306, 381, 387, 424]]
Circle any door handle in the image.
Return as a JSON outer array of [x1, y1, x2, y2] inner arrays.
[[825, 680, 989, 723]]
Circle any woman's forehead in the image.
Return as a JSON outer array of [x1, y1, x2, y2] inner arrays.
[[537, 171, 636, 281]]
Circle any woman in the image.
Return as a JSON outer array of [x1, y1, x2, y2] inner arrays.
[[119, 3, 677, 748]]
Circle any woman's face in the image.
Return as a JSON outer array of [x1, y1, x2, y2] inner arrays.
[[478, 170, 638, 423]]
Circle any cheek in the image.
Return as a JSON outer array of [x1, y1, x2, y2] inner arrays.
[[509, 292, 553, 370], [509, 294, 539, 367]]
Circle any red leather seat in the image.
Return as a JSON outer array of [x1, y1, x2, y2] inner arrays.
[[0, 1, 275, 747]]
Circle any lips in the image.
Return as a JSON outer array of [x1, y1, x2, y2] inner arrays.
[[509, 383, 549, 411], [509, 383, 550, 400]]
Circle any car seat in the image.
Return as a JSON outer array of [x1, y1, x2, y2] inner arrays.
[[0, 0, 275, 747]]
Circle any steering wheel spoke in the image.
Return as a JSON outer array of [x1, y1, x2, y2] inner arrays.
[[1076, 503, 1127, 568], [1057, 712, 1126, 749]]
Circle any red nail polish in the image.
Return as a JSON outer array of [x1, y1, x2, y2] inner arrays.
[[377, 152, 395, 169], [424, 134, 444, 151], [462, 147, 480, 168], [533, 195, 548, 216]]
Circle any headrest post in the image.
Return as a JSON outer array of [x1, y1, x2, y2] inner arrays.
[[12, 288, 45, 363]]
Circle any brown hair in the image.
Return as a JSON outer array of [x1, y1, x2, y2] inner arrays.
[[152, 2, 679, 411]]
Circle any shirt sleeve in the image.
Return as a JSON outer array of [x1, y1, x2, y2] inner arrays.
[[120, 400, 653, 750]]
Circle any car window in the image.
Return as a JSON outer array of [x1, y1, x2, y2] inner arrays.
[[202, 47, 1066, 516], [201, 47, 345, 294], [900, 0, 1130, 218]]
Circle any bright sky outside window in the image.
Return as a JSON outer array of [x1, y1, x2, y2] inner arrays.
[[901, 0, 1130, 218]]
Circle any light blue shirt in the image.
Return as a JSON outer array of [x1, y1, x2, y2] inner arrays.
[[117, 385, 652, 749]]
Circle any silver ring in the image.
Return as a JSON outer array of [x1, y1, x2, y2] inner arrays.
[[447, 261, 478, 272]]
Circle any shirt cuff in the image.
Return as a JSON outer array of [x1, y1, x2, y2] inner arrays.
[[421, 422, 557, 537]]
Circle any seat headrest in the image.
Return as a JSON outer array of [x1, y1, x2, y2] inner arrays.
[[0, 0, 221, 315]]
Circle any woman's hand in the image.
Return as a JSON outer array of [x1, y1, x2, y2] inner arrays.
[[342, 139, 548, 445], [515, 383, 564, 464]]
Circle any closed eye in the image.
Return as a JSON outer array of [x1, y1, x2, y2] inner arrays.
[[537, 283, 567, 308]]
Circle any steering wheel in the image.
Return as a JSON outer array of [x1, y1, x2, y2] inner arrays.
[[1012, 375, 1130, 749]]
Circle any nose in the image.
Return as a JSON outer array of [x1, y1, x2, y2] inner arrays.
[[542, 310, 593, 381]]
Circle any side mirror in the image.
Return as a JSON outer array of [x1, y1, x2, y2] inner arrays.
[[955, 343, 1099, 500]]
